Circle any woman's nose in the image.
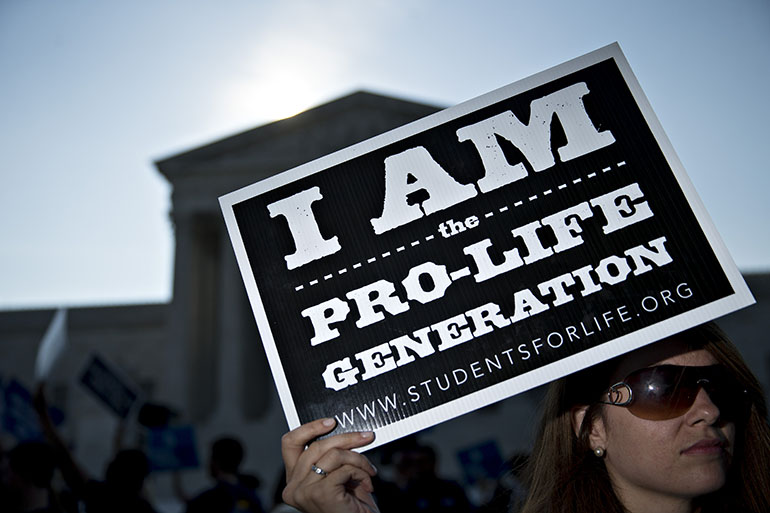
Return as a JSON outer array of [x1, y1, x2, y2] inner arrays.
[[685, 387, 721, 425]]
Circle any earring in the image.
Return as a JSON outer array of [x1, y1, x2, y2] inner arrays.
[[594, 447, 605, 458]]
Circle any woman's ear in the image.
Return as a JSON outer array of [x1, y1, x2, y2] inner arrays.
[[571, 405, 608, 450], [571, 405, 589, 437]]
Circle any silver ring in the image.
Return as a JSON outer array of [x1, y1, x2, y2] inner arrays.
[[311, 464, 328, 476]]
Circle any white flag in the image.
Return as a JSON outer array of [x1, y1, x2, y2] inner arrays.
[[35, 308, 68, 381]]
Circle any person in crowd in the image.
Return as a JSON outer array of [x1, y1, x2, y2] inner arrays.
[[478, 452, 529, 513], [81, 449, 157, 513], [32, 384, 158, 513], [279, 322, 770, 513], [184, 436, 266, 513], [373, 441, 472, 513], [0, 440, 64, 512]]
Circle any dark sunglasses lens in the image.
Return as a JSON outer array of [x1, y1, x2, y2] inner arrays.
[[626, 366, 696, 420], [625, 365, 748, 421], [698, 368, 750, 421]]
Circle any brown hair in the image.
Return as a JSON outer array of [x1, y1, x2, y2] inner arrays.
[[518, 322, 770, 513]]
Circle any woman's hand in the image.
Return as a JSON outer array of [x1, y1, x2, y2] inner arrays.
[[281, 418, 379, 513]]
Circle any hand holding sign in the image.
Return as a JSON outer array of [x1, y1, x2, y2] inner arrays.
[[281, 418, 378, 513]]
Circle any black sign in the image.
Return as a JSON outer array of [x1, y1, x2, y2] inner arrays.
[[79, 354, 139, 419], [220, 44, 753, 449]]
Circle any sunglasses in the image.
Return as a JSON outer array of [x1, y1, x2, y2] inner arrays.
[[599, 364, 749, 421]]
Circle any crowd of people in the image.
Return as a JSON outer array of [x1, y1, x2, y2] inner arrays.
[[0, 436, 158, 513], [3, 323, 769, 513], [1, 389, 501, 513], [1, 401, 517, 513], [0, 385, 272, 513]]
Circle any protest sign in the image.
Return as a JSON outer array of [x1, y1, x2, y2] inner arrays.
[[220, 43, 754, 449], [79, 354, 140, 419], [145, 424, 199, 471], [0, 378, 64, 441], [1, 379, 42, 441], [34, 308, 68, 382]]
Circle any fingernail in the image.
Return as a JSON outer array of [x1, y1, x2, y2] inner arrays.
[[322, 418, 335, 427], [361, 431, 374, 439], [370, 462, 378, 474]]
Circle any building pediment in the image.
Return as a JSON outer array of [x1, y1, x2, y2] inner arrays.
[[155, 90, 441, 205]]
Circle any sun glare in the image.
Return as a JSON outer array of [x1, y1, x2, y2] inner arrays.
[[217, 37, 345, 126], [212, 1, 408, 127]]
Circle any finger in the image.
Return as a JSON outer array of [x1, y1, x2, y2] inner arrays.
[[293, 430, 375, 485], [282, 418, 337, 475], [283, 464, 373, 511], [314, 447, 378, 478], [290, 430, 374, 479], [300, 430, 375, 467], [294, 465, 376, 505]]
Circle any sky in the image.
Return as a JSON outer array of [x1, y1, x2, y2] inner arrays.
[[1, 0, 768, 310]]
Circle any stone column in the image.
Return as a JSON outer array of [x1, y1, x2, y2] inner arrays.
[[166, 212, 221, 422]]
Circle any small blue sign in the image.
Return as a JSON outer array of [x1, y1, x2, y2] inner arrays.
[[0, 379, 66, 441], [1, 379, 42, 441], [146, 424, 200, 471], [457, 439, 505, 484]]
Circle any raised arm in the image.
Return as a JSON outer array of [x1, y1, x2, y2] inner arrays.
[[33, 383, 90, 494], [281, 418, 379, 513]]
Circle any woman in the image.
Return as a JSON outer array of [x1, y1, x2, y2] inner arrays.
[[519, 322, 770, 513], [281, 323, 770, 513]]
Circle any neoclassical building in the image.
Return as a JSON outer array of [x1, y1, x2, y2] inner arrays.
[[2, 91, 768, 510]]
